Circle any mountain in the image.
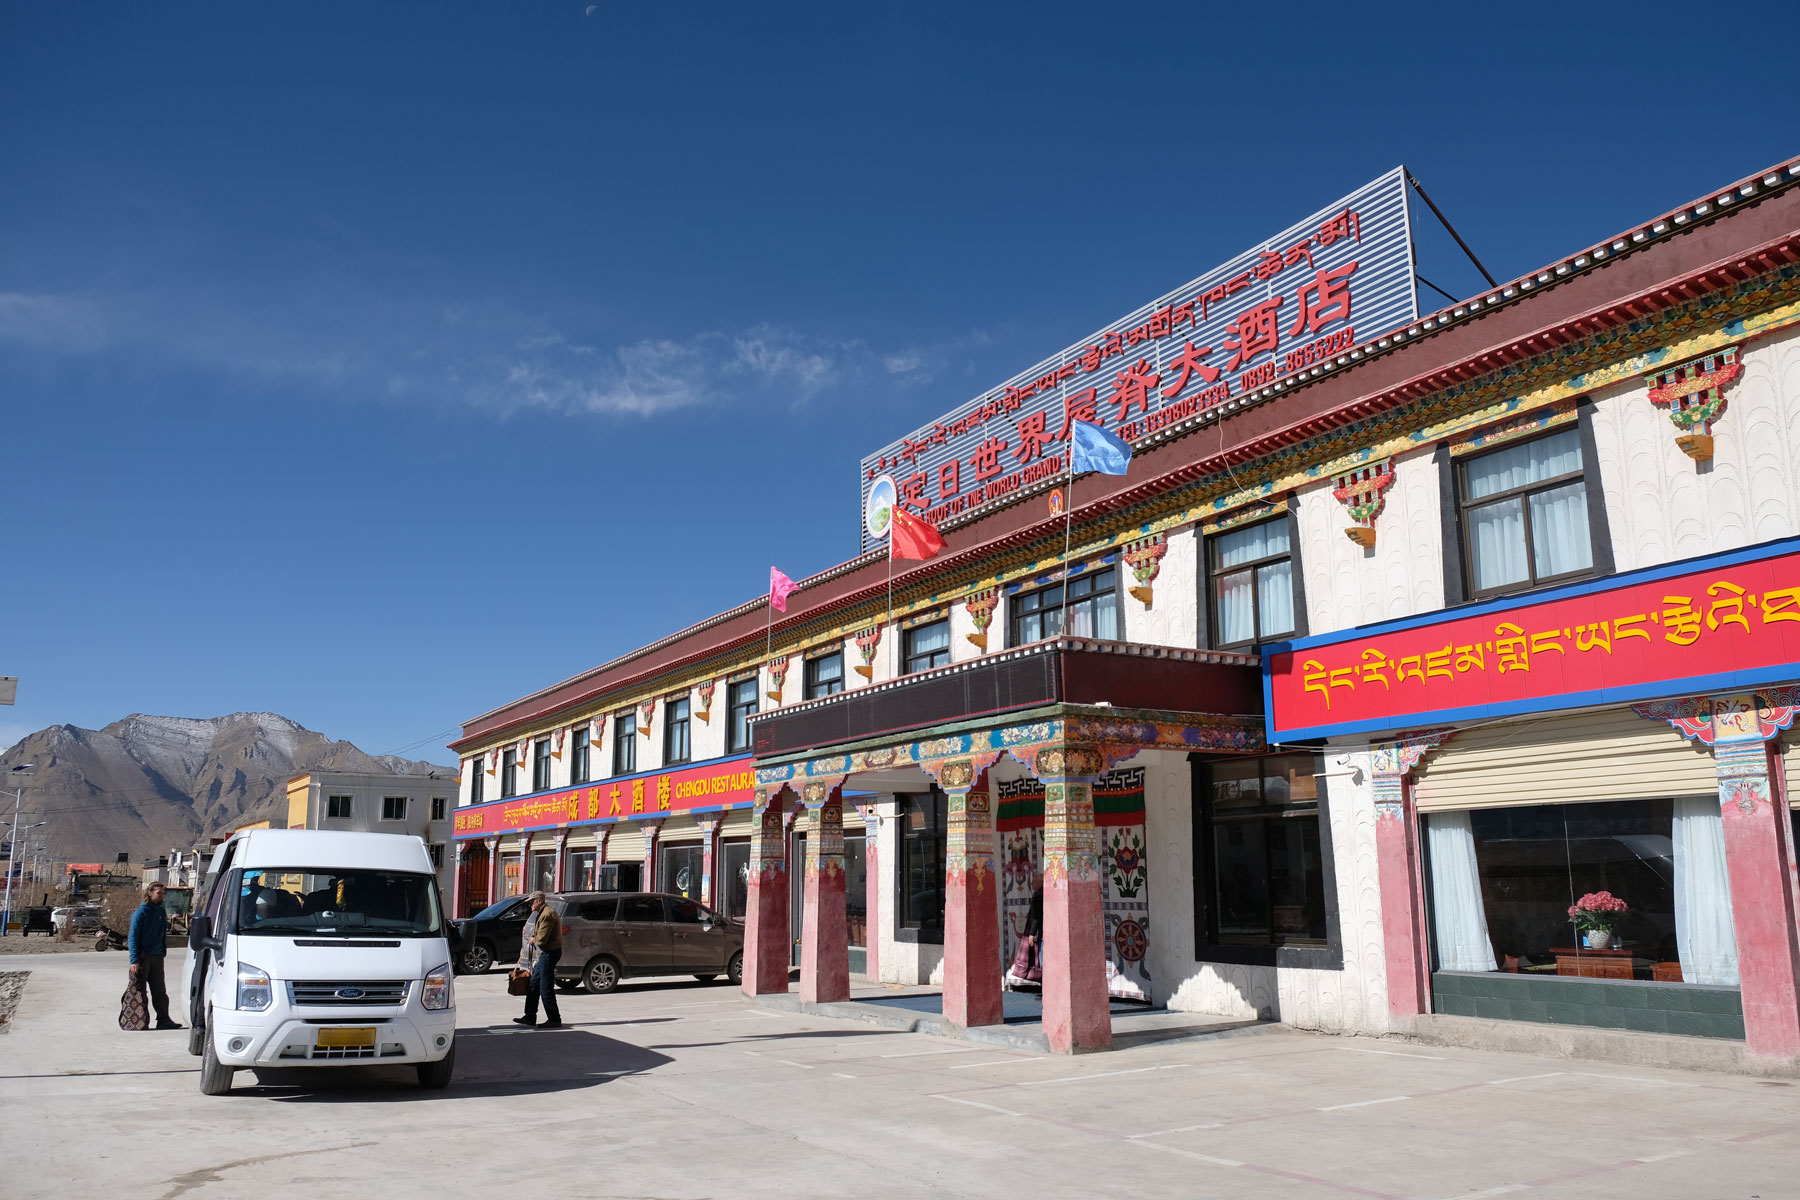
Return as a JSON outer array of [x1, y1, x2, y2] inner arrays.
[[0, 712, 455, 865]]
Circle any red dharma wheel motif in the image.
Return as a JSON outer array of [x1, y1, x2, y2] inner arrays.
[[1113, 919, 1147, 963]]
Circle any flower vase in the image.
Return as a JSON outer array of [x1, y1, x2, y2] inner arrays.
[[1583, 929, 1614, 950]]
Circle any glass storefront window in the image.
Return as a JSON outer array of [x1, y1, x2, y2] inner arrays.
[[529, 851, 557, 895], [501, 854, 522, 897], [1425, 797, 1738, 986], [721, 840, 750, 921], [900, 791, 947, 937], [567, 849, 597, 891], [1199, 753, 1326, 946], [660, 842, 706, 902], [843, 834, 867, 948]]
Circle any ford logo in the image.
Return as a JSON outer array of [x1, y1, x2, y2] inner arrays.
[[334, 987, 366, 1000]]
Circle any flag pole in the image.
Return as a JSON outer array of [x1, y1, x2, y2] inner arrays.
[[1060, 445, 1075, 638]]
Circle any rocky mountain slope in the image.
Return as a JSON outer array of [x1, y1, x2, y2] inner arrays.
[[0, 712, 455, 864]]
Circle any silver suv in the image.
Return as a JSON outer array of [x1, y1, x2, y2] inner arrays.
[[551, 891, 745, 994]]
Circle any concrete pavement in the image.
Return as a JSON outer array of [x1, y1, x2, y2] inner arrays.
[[2, 950, 1797, 1199]]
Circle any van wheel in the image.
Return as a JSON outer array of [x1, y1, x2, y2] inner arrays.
[[187, 1018, 204, 1057], [416, 1044, 455, 1089], [199, 1025, 234, 1096], [727, 952, 743, 986], [583, 956, 620, 994], [459, 944, 494, 975]]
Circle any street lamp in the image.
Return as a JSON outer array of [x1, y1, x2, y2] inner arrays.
[[2, 765, 36, 937]]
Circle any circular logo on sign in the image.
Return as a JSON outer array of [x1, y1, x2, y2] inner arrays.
[[866, 474, 897, 539], [1047, 488, 1065, 517]]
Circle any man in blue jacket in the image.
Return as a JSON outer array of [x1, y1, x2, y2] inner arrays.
[[128, 883, 180, 1030]]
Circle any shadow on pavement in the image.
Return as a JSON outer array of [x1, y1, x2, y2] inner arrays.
[[646, 1027, 904, 1051], [243, 1027, 671, 1102]]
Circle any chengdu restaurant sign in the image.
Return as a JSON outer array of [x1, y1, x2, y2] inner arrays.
[[451, 756, 756, 838], [1264, 541, 1800, 742], [858, 168, 1418, 552]]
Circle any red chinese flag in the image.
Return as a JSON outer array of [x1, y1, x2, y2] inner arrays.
[[889, 507, 946, 561]]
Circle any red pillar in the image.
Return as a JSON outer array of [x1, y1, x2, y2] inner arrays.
[[800, 785, 850, 1004], [1715, 735, 1800, 1058], [485, 837, 500, 903], [743, 787, 792, 996], [1370, 738, 1444, 1023], [451, 842, 465, 918], [1036, 748, 1110, 1053], [861, 806, 881, 982], [642, 819, 663, 894], [552, 831, 569, 891], [698, 816, 722, 910], [942, 770, 1003, 1028]]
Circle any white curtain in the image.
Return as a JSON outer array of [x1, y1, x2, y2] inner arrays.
[[1215, 570, 1254, 644], [1468, 497, 1528, 591], [1528, 481, 1594, 578], [1427, 811, 1497, 972], [1672, 796, 1739, 986], [1256, 559, 1294, 637]]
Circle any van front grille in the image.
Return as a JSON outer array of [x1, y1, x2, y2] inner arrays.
[[287, 980, 410, 1006]]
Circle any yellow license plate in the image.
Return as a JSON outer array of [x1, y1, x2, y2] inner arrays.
[[315, 1027, 377, 1049]]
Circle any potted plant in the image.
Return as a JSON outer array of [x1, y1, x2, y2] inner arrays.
[[1568, 891, 1628, 949]]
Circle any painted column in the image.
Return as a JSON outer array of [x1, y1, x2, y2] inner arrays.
[[860, 804, 881, 982], [1371, 735, 1446, 1023], [1640, 692, 1800, 1059], [552, 830, 569, 891], [743, 786, 791, 996], [451, 842, 465, 918], [698, 815, 722, 910], [1034, 745, 1110, 1053], [800, 782, 850, 1005], [485, 836, 500, 904], [941, 764, 1003, 1029], [642, 819, 664, 893]]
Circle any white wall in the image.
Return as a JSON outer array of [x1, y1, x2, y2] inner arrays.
[[1295, 446, 1447, 639], [1126, 525, 1200, 648]]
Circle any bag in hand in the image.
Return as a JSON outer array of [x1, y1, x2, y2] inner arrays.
[[506, 968, 531, 997], [118, 980, 149, 1031], [1009, 935, 1042, 984]]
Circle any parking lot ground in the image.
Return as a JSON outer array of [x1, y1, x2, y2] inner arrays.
[[3, 951, 1798, 1200]]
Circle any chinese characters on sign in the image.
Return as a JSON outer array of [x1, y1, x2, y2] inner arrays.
[[1265, 546, 1800, 741], [858, 169, 1417, 551], [451, 757, 757, 838]]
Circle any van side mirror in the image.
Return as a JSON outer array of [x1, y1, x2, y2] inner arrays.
[[187, 913, 212, 951]]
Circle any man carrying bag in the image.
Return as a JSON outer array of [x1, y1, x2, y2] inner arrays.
[[126, 883, 181, 1031]]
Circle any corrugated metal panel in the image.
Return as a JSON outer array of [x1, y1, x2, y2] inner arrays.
[[604, 824, 646, 862], [719, 808, 756, 838], [1414, 708, 1718, 810], [1783, 739, 1800, 808]]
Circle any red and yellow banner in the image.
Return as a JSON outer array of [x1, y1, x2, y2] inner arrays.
[[1266, 542, 1800, 741], [452, 756, 755, 838]]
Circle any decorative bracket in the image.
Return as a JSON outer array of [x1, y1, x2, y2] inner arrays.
[[1122, 535, 1168, 608], [589, 717, 605, 757], [551, 726, 566, 760], [1370, 728, 1453, 821], [767, 654, 791, 705], [964, 589, 998, 652], [696, 677, 717, 724], [1332, 457, 1396, 548], [1646, 345, 1742, 462], [853, 627, 882, 679], [1634, 688, 1800, 745], [637, 701, 655, 738]]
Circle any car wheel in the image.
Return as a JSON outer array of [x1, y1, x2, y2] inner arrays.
[[692, 974, 717, 982], [460, 943, 494, 975], [727, 951, 743, 986], [198, 1022, 234, 1096], [416, 1043, 455, 1090], [583, 956, 620, 994]]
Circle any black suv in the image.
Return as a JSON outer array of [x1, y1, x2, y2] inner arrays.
[[451, 894, 545, 974]]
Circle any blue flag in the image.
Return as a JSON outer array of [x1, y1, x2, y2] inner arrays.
[[1069, 419, 1133, 476]]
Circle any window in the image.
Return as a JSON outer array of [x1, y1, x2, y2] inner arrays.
[[899, 791, 947, 939], [470, 764, 484, 806], [1010, 567, 1119, 645], [664, 698, 691, 765], [903, 619, 952, 674], [727, 678, 758, 754], [620, 895, 662, 923], [1208, 519, 1294, 647], [500, 748, 518, 798], [721, 840, 751, 921], [570, 725, 590, 785], [613, 714, 636, 776], [1459, 428, 1594, 596], [529, 851, 556, 894], [805, 651, 845, 699], [532, 738, 552, 792], [1198, 754, 1326, 947], [325, 795, 353, 820], [665, 896, 714, 924], [428, 843, 445, 868], [381, 796, 408, 822], [430, 796, 446, 822]]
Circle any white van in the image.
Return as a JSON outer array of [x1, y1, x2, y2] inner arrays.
[[182, 828, 460, 1095]]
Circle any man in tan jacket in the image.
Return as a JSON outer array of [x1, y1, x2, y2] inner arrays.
[[512, 891, 564, 1028]]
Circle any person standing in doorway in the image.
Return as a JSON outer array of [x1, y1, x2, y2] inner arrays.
[[129, 883, 181, 1030], [512, 891, 564, 1029]]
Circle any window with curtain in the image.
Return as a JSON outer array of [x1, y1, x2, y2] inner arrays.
[[1009, 566, 1120, 645], [570, 726, 589, 785], [727, 678, 758, 753], [1423, 798, 1737, 986], [664, 697, 691, 765], [904, 619, 952, 673], [1198, 754, 1326, 946], [805, 651, 845, 698], [1207, 518, 1294, 648], [1459, 428, 1595, 596], [613, 714, 636, 776]]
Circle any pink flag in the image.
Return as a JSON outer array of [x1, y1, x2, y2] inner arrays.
[[769, 566, 799, 612]]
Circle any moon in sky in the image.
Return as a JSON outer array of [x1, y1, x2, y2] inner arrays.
[[585, 4, 596, 13]]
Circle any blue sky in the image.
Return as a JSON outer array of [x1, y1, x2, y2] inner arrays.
[[3, 2, 1795, 763]]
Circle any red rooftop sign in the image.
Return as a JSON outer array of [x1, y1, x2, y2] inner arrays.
[[451, 756, 755, 839], [1265, 541, 1800, 742]]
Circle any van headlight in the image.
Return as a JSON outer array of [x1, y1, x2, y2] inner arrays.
[[236, 962, 273, 1012], [421, 962, 453, 1011]]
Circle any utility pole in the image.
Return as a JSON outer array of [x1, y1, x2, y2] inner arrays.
[[1, 765, 36, 936]]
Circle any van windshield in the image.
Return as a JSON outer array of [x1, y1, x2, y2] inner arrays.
[[232, 869, 442, 937]]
